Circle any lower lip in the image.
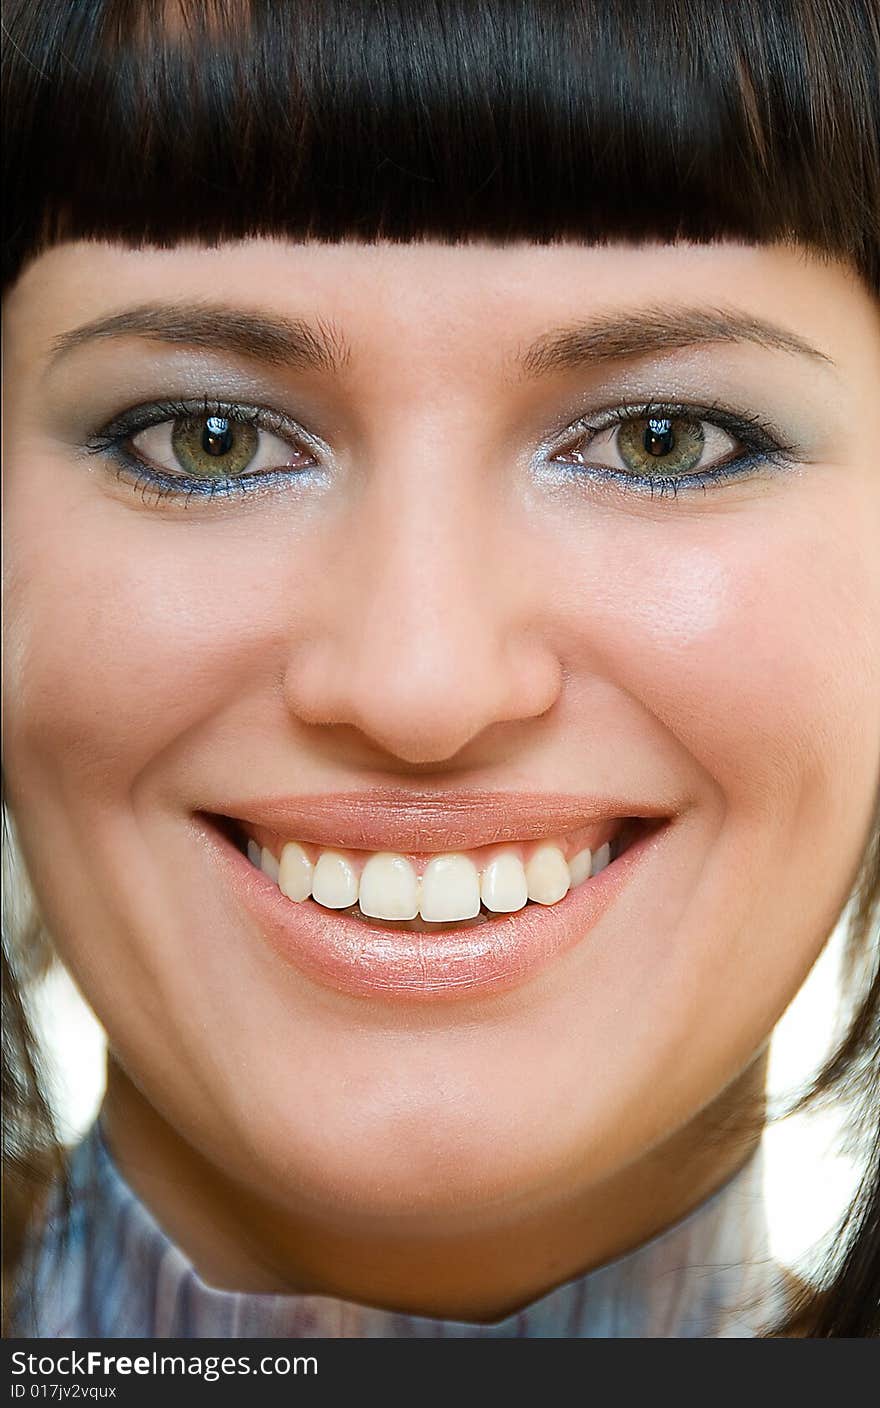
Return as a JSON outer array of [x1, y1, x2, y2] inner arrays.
[[199, 817, 664, 1003]]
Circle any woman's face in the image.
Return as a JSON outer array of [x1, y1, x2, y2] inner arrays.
[[3, 239, 879, 1262]]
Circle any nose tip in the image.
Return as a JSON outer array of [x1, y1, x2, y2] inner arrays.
[[281, 471, 564, 766], [285, 613, 562, 767]]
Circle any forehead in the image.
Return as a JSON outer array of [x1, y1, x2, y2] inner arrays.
[[3, 235, 836, 310]]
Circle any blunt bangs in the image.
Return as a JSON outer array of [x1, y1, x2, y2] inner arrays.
[[2, 0, 879, 293]]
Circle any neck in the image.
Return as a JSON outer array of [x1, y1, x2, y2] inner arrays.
[[101, 1054, 768, 1322]]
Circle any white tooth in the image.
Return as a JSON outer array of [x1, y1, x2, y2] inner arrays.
[[311, 850, 359, 909], [569, 847, 593, 888], [591, 842, 611, 877], [480, 852, 528, 913], [260, 847, 280, 883], [419, 854, 481, 922], [358, 852, 419, 920], [525, 845, 570, 905], [247, 838, 262, 868], [278, 841, 313, 902]]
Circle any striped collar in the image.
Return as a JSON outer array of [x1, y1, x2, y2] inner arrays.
[[14, 1119, 790, 1338]]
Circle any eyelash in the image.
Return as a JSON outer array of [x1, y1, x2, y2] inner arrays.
[[83, 394, 798, 507], [83, 396, 319, 506], [549, 399, 798, 497]]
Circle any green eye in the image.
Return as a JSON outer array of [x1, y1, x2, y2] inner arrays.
[[92, 397, 322, 498], [557, 411, 725, 481], [170, 415, 260, 479], [615, 416, 705, 476]]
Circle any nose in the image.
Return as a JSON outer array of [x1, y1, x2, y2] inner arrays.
[[282, 463, 562, 767]]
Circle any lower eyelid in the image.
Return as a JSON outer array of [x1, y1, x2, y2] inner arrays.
[[546, 446, 783, 499]]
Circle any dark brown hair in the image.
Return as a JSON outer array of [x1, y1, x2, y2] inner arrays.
[[2, 0, 879, 1337]]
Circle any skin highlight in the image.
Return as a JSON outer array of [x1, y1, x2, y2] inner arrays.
[[2, 237, 878, 1320]]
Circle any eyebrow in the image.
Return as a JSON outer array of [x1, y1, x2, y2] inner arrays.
[[46, 298, 833, 380], [517, 305, 834, 376], [47, 302, 351, 373]]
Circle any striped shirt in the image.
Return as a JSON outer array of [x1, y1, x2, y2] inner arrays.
[[10, 1120, 790, 1337]]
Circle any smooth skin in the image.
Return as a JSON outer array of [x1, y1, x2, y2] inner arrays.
[[3, 239, 879, 1319]]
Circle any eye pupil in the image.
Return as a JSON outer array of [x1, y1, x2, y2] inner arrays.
[[644, 417, 675, 457], [202, 416, 234, 457]]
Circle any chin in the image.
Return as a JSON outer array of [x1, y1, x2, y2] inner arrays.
[[223, 1097, 579, 1225]]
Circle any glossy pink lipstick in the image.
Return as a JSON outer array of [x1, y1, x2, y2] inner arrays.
[[195, 791, 673, 1002]]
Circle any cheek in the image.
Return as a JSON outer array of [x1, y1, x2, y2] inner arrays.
[[530, 488, 879, 1132], [3, 484, 293, 803], [561, 492, 880, 837]]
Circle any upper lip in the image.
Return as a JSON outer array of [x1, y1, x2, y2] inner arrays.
[[208, 789, 675, 853]]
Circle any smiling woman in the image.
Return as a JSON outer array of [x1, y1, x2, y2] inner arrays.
[[2, 0, 879, 1342]]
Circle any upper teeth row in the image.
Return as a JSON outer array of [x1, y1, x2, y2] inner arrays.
[[247, 840, 612, 921]]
